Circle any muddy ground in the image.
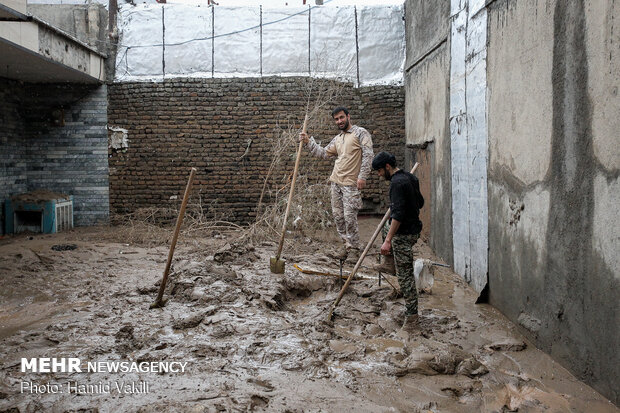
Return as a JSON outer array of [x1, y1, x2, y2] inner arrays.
[[0, 217, 617, 412]]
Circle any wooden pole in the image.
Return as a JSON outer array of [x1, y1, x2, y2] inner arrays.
[[272, 115, 307, 270], [151, 167, 197, 308]]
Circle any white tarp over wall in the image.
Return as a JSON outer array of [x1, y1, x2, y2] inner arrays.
[[164, 5, 213, 76], [25, 0, 404, 8], [114, 3, 404, 86], [262, 7, 309, 76], [358, 5, 404, 85]]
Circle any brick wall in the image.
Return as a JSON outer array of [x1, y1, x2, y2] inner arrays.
[[0, 78, 110, 232], [108, 77, 405, 224]]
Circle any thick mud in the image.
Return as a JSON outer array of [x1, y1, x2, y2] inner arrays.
[[0, 218, 617, 412]]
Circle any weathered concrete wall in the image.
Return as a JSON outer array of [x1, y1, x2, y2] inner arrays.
[[107, 77, 405, 223], [405, 0, 619, 403], [0, 78, 110, 231], [449, 0, 489, 293], [404, 0, 452, 263], [404, 0, 449, 68], [487, 0, 619, 404], [27, 4, 109, 54]]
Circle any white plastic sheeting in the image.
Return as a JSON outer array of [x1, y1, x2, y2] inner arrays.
[[27, 0, 107, 5], [262, 7, 309, 76], [116, 5, 163, 78], [114, 3, 404, 86], [449, 0, 488, 293], [214, 7, 261, 76], [164, 5, 212, 76], [357, 5, 404, 86], [24, 0, 404, 10], [309, 6, 356, 80]]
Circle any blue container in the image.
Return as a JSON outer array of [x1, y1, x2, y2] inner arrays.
[[4, 195, 74, 234]]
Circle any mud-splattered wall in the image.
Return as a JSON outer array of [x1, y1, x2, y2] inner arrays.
[[486, 0, 619, 404], [405, 0, 619, 404], [107, 77, 405, 224], [404, 0, 452, 263]]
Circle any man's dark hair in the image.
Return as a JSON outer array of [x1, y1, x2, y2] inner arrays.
[[331, 106, 349, 117], [372, 151, 397, 170]]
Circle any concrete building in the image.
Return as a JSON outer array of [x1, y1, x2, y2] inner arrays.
[[405, 0, 619, 404], [0, 0, 109, 231]]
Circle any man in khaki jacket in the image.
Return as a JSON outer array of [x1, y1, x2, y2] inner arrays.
[[300, 106, 374, 260]]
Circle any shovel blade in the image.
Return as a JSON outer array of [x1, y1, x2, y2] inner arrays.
[[270, 257, 285, 274], [149, 298, 168, 309]]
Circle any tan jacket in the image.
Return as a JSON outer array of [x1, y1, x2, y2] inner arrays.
[[307, 125, 374, 186]]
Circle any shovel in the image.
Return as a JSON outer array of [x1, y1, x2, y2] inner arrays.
[[327, 162, 420, 321], [270, 115, 308, 274]]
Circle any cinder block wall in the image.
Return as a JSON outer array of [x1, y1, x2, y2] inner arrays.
[[107, 77, 405, 224], [0, 79, 28, 214], [0, 79, 110, 231]]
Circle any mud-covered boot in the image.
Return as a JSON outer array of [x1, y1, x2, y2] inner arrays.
[[328, 245, 349, 261], [345, 247, 361, 264], [373, 255, 396, 275], [401, 313, 419, 333]]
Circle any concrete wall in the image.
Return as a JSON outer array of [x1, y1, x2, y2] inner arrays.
[[486, 0, 619, 404], [405, 0, 619, 404], [0, 78, 110, 230], [107, 77, 405, 224], [404, 0, 452, 263], [27, 4, 109, 54]]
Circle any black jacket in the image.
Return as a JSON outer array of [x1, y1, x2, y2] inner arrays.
[[389, 169, 424, 235]]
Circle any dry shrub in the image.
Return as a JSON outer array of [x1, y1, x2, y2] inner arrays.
[[242, 77, 348, 247], [108, 76, 348, 250], [107, 194, 243, 247]]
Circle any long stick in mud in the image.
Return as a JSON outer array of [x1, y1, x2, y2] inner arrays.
[[151, 167, 197, 309], [270, 115, 308, 274], [327, 162, 420, 321]]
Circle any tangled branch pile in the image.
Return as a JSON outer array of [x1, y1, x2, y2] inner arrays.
[[244, 77, 348, 245]]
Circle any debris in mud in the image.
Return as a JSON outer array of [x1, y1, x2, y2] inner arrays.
[[51, 244, 78, 251], [213, 241, 258, 264], [115, 325, 134, 340], [428, 349, 469, 375], [441, 381, 483, 399], [11, 189, 70, 202], [487, 340, 527, 352], [456, 357, 489, 378], [247, 378, 275, 392], [172, 313, 205, 330]]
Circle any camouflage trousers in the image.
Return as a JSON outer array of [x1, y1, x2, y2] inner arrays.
[[331, 182, 362, 249], [383, 220, 420, 316]]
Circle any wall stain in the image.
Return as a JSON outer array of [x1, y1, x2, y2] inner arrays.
[[544, 0, 618, 398]]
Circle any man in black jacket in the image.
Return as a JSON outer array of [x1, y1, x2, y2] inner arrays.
[[372, 152, 424, 330]]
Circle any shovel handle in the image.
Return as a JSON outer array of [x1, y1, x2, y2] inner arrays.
[[153, 167, 196, 306], [275, 115, 308, 260]]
